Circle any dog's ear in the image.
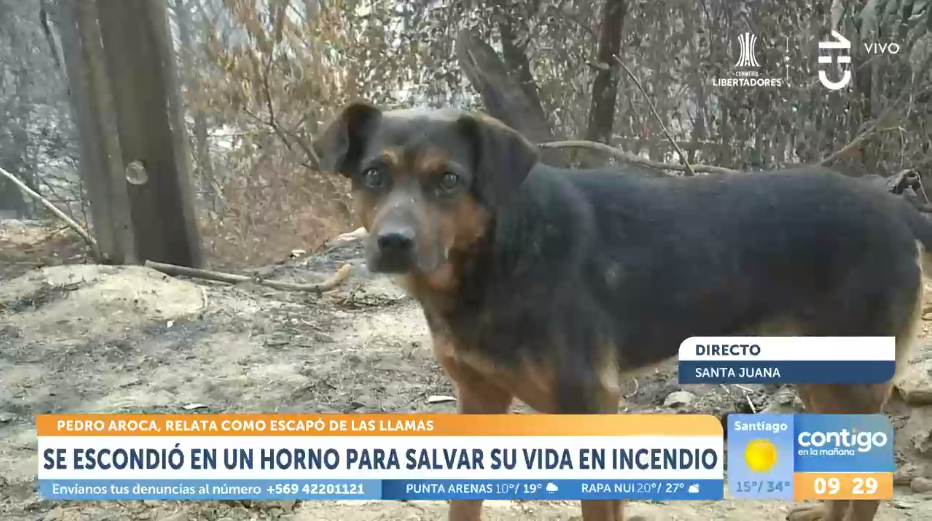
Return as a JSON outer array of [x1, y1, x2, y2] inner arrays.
[[314, 100, 382, 175], [456, 114, 539, 209]]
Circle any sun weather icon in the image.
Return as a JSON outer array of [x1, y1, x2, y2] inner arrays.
[[735, 32, 760, 68], [744, 438, 778, 472]]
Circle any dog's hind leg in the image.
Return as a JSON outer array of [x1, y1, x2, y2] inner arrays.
[[787, 237, 926, 521], [787, 281, 922, 521], [787, 383, 894, 521], [788, 382, 896, 521]]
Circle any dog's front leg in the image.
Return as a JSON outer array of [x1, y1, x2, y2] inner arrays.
[[558, 373, 626, 521], [435, 344, 513, 521], [581, 501, 627, 521]]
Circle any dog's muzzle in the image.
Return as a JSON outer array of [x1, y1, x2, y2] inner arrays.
[[369, 225, 417, 273]]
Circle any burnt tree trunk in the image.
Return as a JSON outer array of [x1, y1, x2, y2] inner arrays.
[[96, 0, 205, 267], [57, 0, 137, 263], [455, 28, 566, 167], [585, 0, 627, 145], [579, 0, 627, 167], [496, 0, 545, 121]]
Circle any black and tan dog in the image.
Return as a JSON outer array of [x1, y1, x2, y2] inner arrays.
[[315, 100, 929, 521]]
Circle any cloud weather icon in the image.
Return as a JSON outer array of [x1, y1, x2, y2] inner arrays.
[[546, 483, 559, 493], [688, 484, 700, 494]]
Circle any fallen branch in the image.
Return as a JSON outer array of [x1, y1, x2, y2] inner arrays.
[[615, 56, 696, 176], [536, 140, 740, 175], [0, 164, 101, 259], [145, 260, 353, 293], [331, 227, 367, 243]]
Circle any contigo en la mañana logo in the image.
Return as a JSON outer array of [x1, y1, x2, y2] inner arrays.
[[818, 30, 852, 90], [735, 32, 760, 68], [712, 32, 783, 88]]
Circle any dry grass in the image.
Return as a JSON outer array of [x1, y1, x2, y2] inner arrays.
[[197, 145, 356, 267]]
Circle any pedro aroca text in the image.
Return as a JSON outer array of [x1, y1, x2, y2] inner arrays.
[[55, 418, 435, 433], [43, 445, 719, 472]]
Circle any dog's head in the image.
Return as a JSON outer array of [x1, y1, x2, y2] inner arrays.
[[315, 100, 539, 276]]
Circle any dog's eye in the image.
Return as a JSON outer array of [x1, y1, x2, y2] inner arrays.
[[438, 172, 460, 192], [362, 168, 384, 189]]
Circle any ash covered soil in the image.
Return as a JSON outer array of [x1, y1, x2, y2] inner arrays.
[[3, 220, 932, 520]]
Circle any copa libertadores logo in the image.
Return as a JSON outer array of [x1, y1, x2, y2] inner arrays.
[[712, 32, 783, 88], [818, 30, 851, 90], [735, 33, 760, 68]]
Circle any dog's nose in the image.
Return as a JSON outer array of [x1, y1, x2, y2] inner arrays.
[[377, 228, 415, 254]]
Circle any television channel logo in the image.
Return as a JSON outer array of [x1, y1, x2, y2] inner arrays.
[[818, 30, 852, 90], [794, 414, 894, 473]]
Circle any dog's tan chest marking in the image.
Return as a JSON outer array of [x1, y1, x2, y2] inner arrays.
[[432, 333, 559, 413]]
